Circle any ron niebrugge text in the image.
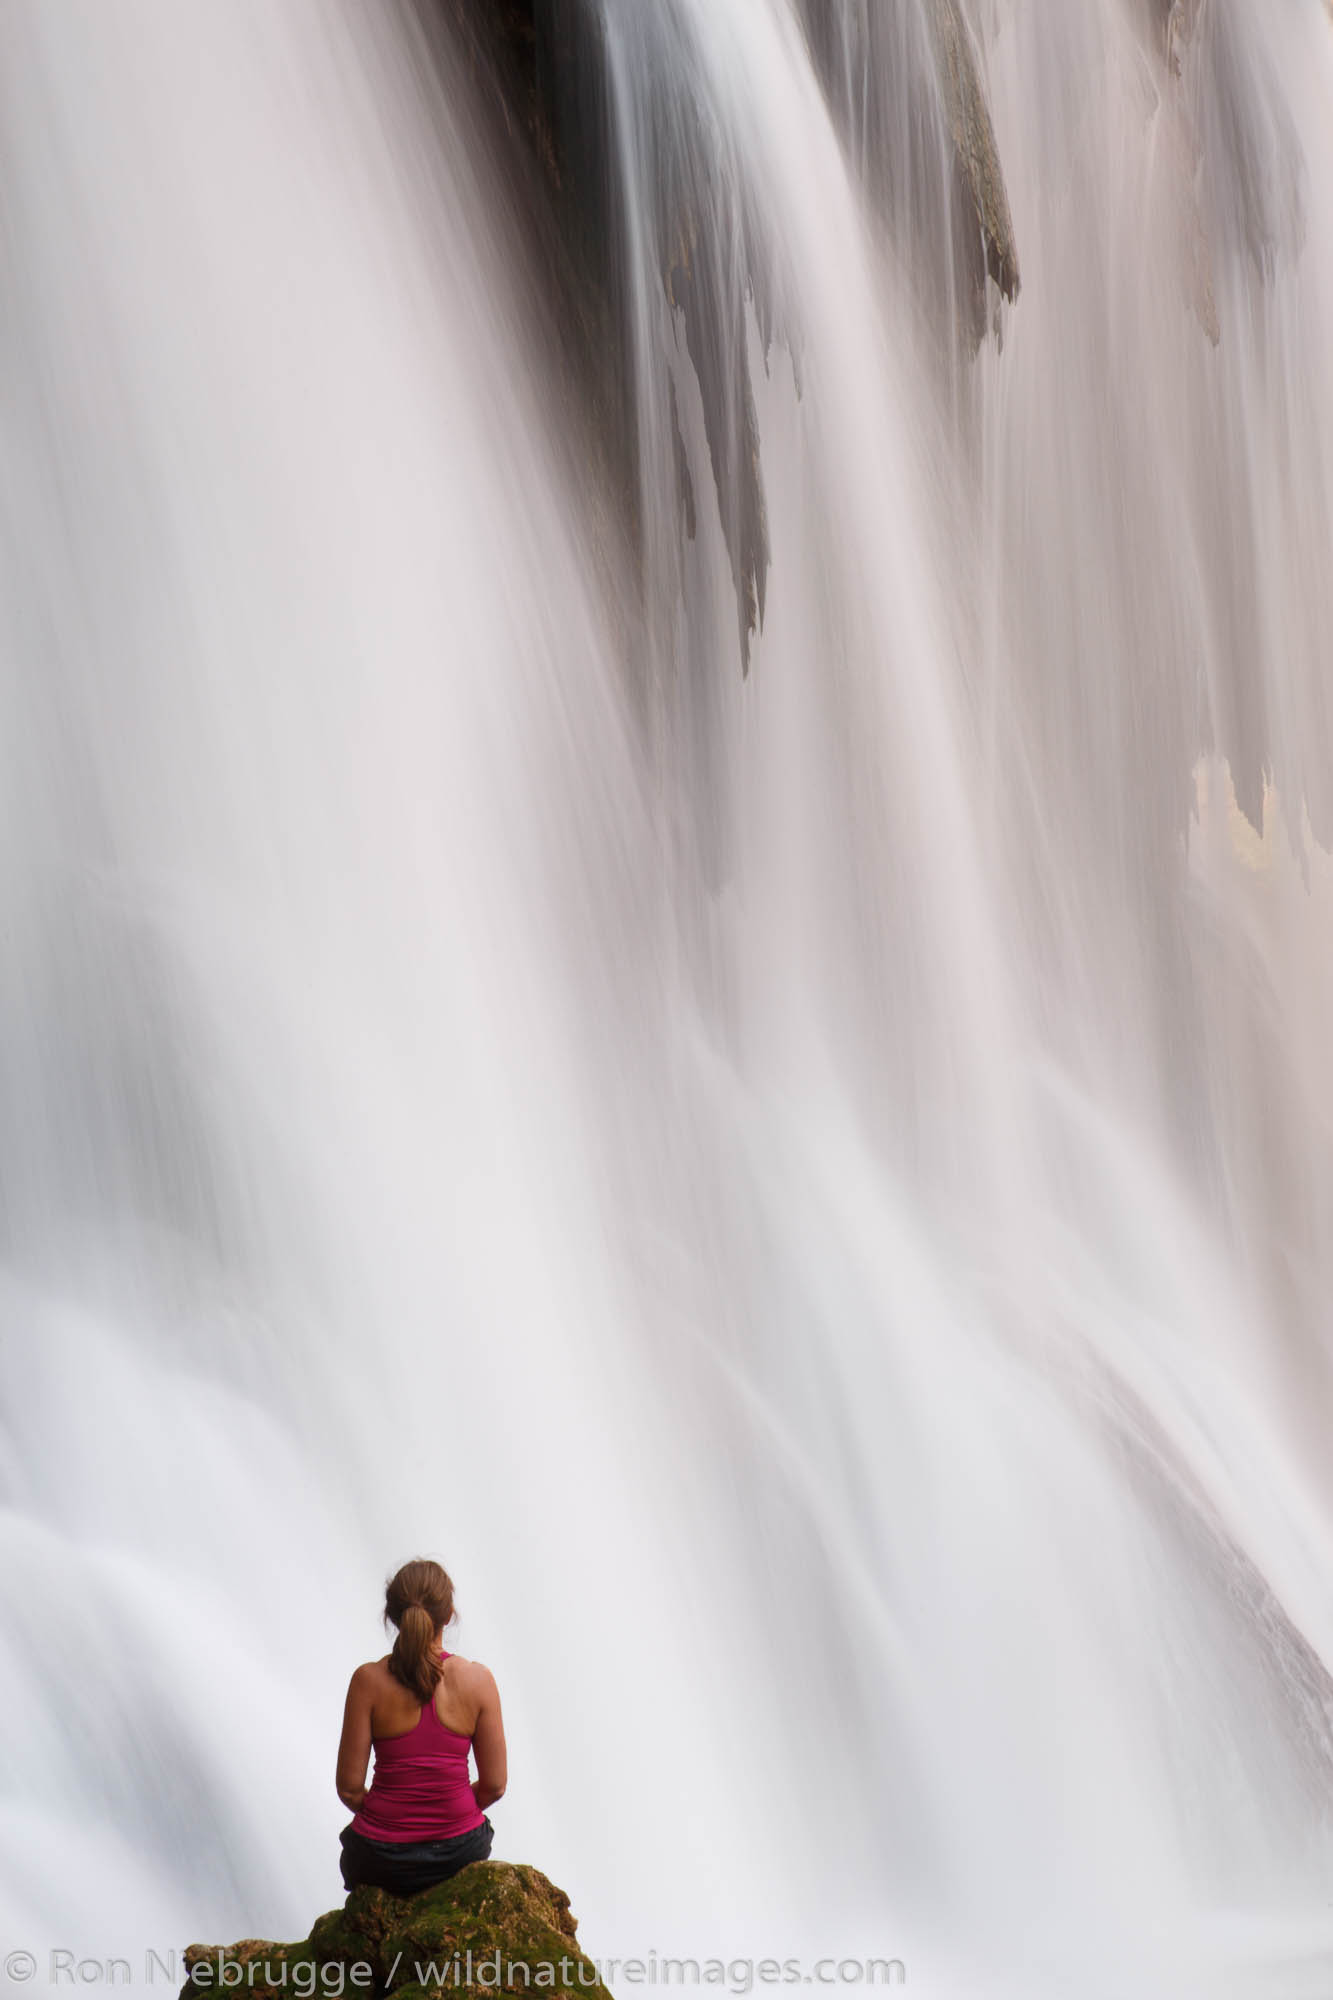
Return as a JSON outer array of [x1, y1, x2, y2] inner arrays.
[[3, 1948, 907, 1992]]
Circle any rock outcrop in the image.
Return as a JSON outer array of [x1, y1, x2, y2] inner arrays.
[[796, 0, 1020, 348], [180, 1862, 611, 2000], [925, 0, 1021, 307]]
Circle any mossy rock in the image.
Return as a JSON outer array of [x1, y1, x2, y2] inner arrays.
[[179, 1938, 319, 1996], [182, 1861, 610, 1999]]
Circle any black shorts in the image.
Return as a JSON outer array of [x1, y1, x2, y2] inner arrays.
[[339, 1816, 494, 1895]]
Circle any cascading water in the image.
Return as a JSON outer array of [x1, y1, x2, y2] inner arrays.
[[3, 1, 1333, 1994]]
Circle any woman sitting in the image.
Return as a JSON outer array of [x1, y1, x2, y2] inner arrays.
[[336, 1558, 507, 1894]]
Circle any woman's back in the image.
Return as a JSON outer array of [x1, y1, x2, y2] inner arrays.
[[349, 1651, 485, 1843]]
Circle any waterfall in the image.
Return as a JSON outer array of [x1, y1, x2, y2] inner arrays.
[[3, 1, 1333, 1992]]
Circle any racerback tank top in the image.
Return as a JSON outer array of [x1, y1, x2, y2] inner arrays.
[[350, 1650, 485, 1843]]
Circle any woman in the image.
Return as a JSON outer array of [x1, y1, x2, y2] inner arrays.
[[336, 1558, 507, 1894]]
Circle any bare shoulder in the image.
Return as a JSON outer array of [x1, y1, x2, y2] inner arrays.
[[448, 1654, 499, 1698], [349, 1657, 391, 1691]]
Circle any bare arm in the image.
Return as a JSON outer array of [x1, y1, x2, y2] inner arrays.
[[336, 1666, 375, 1814], [470, 1665, 507, 1811]]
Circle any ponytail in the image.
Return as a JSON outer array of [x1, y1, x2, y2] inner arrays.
[[383, 1557, 455, 1702], [390, 1602, 444, 1704]]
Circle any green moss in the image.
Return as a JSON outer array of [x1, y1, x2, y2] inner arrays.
[[181, 1862, 610, 2000], [180, 1939, 320, 1998]]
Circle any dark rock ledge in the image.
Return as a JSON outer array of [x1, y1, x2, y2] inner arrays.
[[180, 1862, 612, 2000]]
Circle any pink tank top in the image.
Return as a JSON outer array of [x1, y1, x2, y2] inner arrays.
[[350, 1651, 485, 1843]]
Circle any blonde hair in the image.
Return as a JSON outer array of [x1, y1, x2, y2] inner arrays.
[[384, 1558, 455, 1703]]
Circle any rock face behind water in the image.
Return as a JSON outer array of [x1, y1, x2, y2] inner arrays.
[[180, 1862, 611, 2000], [925, 0, 1020, 306]]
